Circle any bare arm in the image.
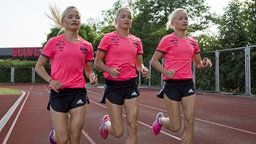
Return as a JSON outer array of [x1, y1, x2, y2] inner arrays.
[[94, 50, 120, 78], [35, 55, 52, 82], [150, 51, 176, 78], [35, 55, 62, 92], [135, 54, 150, 79], [85, 61, 98, 85], [193, 53, 212, 69]]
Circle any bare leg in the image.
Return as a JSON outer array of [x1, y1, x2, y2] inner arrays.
[[50, 107, 69, 144], [68, 104, 87, 144], [106, 99, 124, 138], [180, 94, 196, 144], [124, 97, 139, 144], [161, 94, 182, 132]]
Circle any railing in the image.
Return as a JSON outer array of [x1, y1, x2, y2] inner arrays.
[[142, 45, 256, 96], [1, 45, 255, 96]]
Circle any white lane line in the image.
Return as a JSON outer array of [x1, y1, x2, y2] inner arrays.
[[138, 121, 181, 140], [82, 130, 96, 144], [87, 90, 181, 140], [43, 85, 49, 92], [88, 90, 256, 136], [195, 118, 256, 135], [88, 97, 181, 140], [140, 103, 256, 136], [2, 91, 30, 144], [0, 91, 26, 132], [43, 86, 97, 144]]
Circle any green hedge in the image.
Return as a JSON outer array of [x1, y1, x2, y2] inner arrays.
[[0, 59, 50, 83]]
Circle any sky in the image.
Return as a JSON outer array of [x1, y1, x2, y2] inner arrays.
[[0, 0, 230, 48]]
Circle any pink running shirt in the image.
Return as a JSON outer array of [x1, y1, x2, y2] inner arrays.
[[156, 33, 200, 80], [98, 31, 143, 81], [41, 34, 94, 88]]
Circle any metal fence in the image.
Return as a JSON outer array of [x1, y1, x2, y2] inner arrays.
[[1, 45, 255, 96], [0, 67, 48, 83], [194, 45, 255, 96], [141, 45, 256, 96]]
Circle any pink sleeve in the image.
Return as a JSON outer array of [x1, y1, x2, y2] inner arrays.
[[86, 44, 94, 61], [193, 38, 200, 54], [156, 36, 169, 53], [137, 38, 143, 54], [41, 38, 55, 58], [98, 34, 110, 51]]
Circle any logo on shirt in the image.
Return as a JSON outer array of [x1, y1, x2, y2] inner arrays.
[[169, 38, 178, 47], [111, 36, 120, 46], [80, 47, 88, 54], [55, 40, 66, 52], [189, 40, 196, 49], [132, 40, 139, 49]]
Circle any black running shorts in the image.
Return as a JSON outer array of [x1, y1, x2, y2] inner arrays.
[[48, 88, 88, 112], [157, 79, 195, 101], [100, 78, 140, 105]]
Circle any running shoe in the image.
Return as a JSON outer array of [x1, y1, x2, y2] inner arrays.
[[99, 115, 110, 139], [152, 112, 164, 135], [48, 127, 56, 144]]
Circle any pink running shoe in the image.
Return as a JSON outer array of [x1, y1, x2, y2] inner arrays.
[[152, 112, 164, 135], [48, 127, 56, 144], [100, 115, 110, 139]]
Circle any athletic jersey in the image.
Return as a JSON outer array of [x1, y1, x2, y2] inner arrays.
[[41, 34, 94, 88], [98, 31, 143, 81], [156, 33, 200, 80]]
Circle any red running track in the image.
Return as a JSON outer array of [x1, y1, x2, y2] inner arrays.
[[0, 84, 256, 144]]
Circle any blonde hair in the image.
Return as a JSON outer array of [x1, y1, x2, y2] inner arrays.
[[61, 6, 79, 22], [46, 5, 79, 35], [166, 8, 187, 30], [113, 7, 133, 28], [115, 7, 133, 19]]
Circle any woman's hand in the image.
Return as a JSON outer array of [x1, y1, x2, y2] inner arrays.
[[202, 57, 212, 68], [163, 69, 176, 78], [108, 67, 121, 78], [141, 67, 150, 79], [89, 73, 98, 85], [49, 79, 63, 93]]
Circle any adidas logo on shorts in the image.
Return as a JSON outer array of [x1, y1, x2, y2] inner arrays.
[[188, 89, 194, 93], [76, 99, 84, 104], [131, 91, 138, 96]]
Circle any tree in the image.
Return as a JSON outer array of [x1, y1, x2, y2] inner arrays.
[[91, 0, 215, 85], [42, 5, 98, 49], [94, 0, 214, 59], [204, 0, 256, 94], [218, 0, 256, 48], [130, 0, 213, 60]]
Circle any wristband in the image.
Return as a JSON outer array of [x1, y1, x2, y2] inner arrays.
[[48, 78, 53, 83]]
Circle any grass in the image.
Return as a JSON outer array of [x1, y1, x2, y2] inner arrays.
[[0, 88, 22, 95]]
